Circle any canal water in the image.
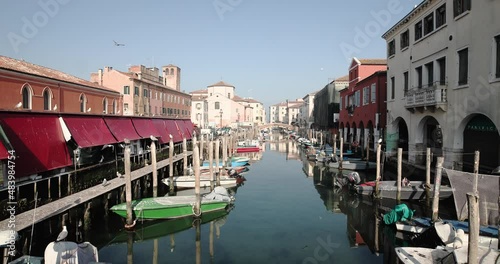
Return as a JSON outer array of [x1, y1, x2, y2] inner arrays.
[[16, 140, 457, 264]]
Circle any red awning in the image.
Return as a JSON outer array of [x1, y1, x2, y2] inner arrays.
[[104, 117, 141, 142], [175, 120, 189, 140], [165, 120, 182, 143], [0, 140, 8, 160], [152, 119, 172, 144], [0, 113, 72, 177], [63, 116, 118, 148], [131, 118, 161, 139], [183, 120, 194, 138]]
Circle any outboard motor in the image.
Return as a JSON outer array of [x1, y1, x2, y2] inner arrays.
[[347, 172, 361, 185]]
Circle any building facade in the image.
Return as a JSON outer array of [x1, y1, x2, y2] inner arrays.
[[382, 0, 500, 172], [189, 81, 264, 128], [339, 70, 387, 150], [90, 64, 191, 118], [312, 76, 349, 133], [0, 56, 122, 114]]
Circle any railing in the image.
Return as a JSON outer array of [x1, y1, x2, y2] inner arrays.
[[405, 81, 447, 108]]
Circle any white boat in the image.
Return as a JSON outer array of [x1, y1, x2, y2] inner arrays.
[[162, 175, 238, 188], [353, 180, 454, 200], [326, 159, 377, 171]]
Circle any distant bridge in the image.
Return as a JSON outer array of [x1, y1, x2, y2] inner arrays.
[[258, 123, 296, 130]]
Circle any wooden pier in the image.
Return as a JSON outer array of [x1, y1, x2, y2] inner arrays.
[[0, 152, 192, 232]]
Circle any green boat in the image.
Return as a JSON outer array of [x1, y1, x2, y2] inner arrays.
[[110, 187, 234, 220], [110, 206, 232, 244]]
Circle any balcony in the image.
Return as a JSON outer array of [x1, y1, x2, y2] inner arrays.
[[405, 82, 447, 113]]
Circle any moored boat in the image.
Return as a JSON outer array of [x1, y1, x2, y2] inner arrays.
[[352, 180, 454, 200], [110, 186, 234, 220], [161, 175, 238, 188]]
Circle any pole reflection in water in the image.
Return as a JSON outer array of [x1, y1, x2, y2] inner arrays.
[[127, 231, 133, 264], [195, 218, 201, 264]]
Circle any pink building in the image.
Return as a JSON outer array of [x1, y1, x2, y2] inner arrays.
[[91, 64, 191, 118]]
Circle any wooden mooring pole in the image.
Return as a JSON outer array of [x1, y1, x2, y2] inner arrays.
[[124, 140, 134, 228], [215, 139, 221, 186], [208, 140, 214, 190], [473, 150, 480, 194], [183, 136, 188, 174], [169, 136, 174, 193], [467, 192, 480, 264], [339, 137, 344, 170], [431, 157, 444, 222], [333, 134, 337, 157], [193, 136, 201, 216], [151, 139, 158, 197], [375, 141, 382, 198]]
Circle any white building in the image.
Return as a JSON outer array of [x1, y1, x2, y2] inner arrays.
[[382, 0, 500, 173], [190, 81, 265, 128], [301, 91, 317, 129]]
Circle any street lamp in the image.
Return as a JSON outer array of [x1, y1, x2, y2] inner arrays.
[[219, 109, 223, 128]]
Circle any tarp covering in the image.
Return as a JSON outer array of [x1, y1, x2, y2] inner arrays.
[[383, 204, 414, 225], [182, 120, 193, 138], [63, 116, 117, 148], [444, 168, 499, 225], [104, 117, 141, 142], [0, 125, 9, 160], [175, 120, 189, 140], [0, 113, 72, 177], [131, 118, 161, 139]]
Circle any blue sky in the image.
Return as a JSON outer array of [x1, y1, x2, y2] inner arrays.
[[1, 0, 416, 109]]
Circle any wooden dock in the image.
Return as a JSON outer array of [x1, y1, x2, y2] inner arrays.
[[0, 152, 192, 232]]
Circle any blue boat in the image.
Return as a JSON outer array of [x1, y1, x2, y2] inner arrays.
[[411, 217, 498, 238], [202, 160, 249, 167]]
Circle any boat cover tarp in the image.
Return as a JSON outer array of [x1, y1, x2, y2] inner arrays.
[[383, 204, 414, 225], [444, 168, 499, 225]]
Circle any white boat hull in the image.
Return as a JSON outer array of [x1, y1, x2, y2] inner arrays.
[[162, 176, 237, 188]]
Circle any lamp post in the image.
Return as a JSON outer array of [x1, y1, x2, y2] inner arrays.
[[219, 109, 223, 129]]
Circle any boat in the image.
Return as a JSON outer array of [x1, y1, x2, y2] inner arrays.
[[109, 206, 233, 244], [396, 217, 499, 237], [161, 175, 239, 188], [326, 159, 377, 171], [110, 186, 234, 220], [202, 160, 249, 167], [395, 246, 499, 264], [352, 181, 454, 200]]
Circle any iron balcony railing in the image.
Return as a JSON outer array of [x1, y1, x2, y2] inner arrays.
[[405, 81, 447, 108]]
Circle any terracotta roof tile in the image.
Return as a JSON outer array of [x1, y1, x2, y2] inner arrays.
[[207, 81, 234, 87], [358, 59, 387, 65], [0, 55, 117, 93]]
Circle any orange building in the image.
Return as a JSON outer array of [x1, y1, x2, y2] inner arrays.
[[0, 55, 122, 114]]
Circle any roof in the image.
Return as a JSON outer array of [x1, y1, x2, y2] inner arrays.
[[0, 55, 117, 93], [358, 59, 387, 65], [207, 81, 234, 87], [335, 75, 349, 81], [190, 89, 208, 94]]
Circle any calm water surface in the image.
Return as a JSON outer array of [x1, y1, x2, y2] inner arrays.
[[98, 141, 393, 264]]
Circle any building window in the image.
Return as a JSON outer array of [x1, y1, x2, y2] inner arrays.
[[370, 84, 376, 103], [196, 103, 202, 110], [228, 93, 230, 98], [390, 77, 395, 100], [415, 21, 423, 41], [495, 36, 500, 78], [80, 94, 86, 113], [388, 39, 395, 56], [112, 99, 116, 114], [363, 87, 369, 105], [458, 48, 469, 85], [436, 4, 446, 28], [454, 0, 470, 17], [339, 96, 342, 110], [124, 86, 130, 95], [425, 62, 434, 86], [21, 85, 32, 109], [103, 97, 108, 114], [134, 86, 139, 96], [215, 102, 220, 109], [403, 72, 409, 96], [43, 88, 51, 110], [170, 68, 174, 75], [124, 103, 129, 112], [400, 30, 409, 50], [143, 89, 148, 97], [437, 57, 446, 84], [424, 13, 434, 35], [416, 66, 423, 88]]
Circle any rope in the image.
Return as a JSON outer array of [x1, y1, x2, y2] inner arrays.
[[191, 203, 201, 217]]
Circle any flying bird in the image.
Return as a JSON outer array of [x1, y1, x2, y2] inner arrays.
[[113, 40, 125, 46], [14, 102, 22, 109], [56, 226, 68, 242]]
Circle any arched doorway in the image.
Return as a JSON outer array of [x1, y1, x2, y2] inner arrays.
[[367, 120, 375, 151], [398, 120, 409, 160], [359, 121, 365, 154], [463, 114, 499, 173], [419, 116, 442, 165]]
